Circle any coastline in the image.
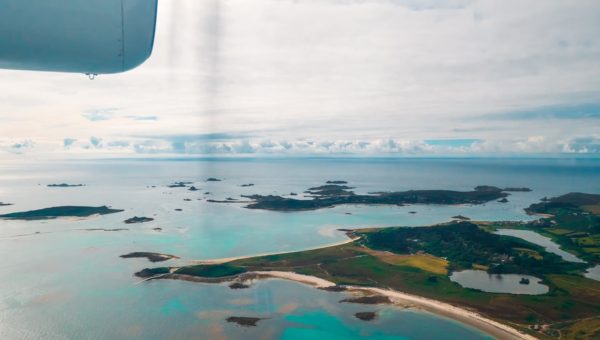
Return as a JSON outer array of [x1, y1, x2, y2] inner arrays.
[[188, 235, 361, 265], [153, 270, 534, 340], [147, 229, 538, 339]]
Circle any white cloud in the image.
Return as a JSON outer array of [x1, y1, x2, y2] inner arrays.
[[1, 0, 599, 158]]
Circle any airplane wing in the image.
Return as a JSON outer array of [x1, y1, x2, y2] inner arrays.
[[0, 0, 158, 75]]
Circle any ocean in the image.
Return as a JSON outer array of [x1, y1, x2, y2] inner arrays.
[[1, 157, 598, 339]]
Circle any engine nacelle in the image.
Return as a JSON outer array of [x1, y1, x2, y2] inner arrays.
[[0, 0, 158, 74]]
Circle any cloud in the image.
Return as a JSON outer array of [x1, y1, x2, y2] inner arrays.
[[487, 103, 600, 120], [0, 139, 35, 155], [82, 108, 118, 121], [124, 115, 158, 121], [2, 0, 600, 159], [425, 139, 482, 147], [63, 138, 76, 148], [90, 136, 103, 148], [106, 140, 130, 148], [562, 137, 600, 153]]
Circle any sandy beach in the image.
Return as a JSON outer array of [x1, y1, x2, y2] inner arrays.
[[154, 268, 535, 339], [256, 272, 536, 340], [188, 235, 360, 265], [156, 230, 537, 339]]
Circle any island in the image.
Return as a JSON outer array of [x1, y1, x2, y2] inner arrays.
[[136, 195, 600, 339], [206, 178, 221, 182], [0, 202, 12, 206], [47, 183, 85, 187], [0, 206, 123, 220], [237, 183, 510, 212], [124, 216, 154, 224], [225, 316, 265, 327], [518, 193, 600, 263], [120, 252, 179, 262], [206, 199, 250, 204], [504, 187, 532, 192], [168, 181, 192, 188], [355, 311, 377, 321], [229, 282, 250, 289], [82, 228, 128, 232], [240, 183, 254, 187]]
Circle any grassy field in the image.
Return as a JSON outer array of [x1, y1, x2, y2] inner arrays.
[[219, 223, 600, 339], [352, 247, 448, 274], [174, 264, 246, 277], [514, 247, 543, 260], [583, 204, 600, 215], [222, 240, 600, 336], [144, 228, 600, 338], [489, 193, 600, 266]]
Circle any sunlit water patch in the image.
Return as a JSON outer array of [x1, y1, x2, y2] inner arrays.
[[585, 265, 600, 281]]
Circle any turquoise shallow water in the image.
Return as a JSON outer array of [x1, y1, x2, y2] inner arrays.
[[0, 158, 599, 339]]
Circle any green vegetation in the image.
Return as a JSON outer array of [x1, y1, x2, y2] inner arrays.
[[0, 205, 123, 220], [174, 264, 246, 278], [227, 234, 600, 338], [124, 216, 154, 224], [134, 267, 170, 278], [359, 222, 584, 275], [146, 217, 600, 338], [522, 193, 600, 263], [358, 250, 448, 274], [140, 191, 600, 338], [225, 316, 265, 327], [241, 184, 509, 211], [120, 252, 179, 262], [47, 183, 85, 187]]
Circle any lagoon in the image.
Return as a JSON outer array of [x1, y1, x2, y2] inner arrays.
[[495, 229, 585, 263], [449, 270, 549, 295]]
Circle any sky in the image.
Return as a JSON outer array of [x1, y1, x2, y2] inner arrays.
[[1, 0, 600, 159]]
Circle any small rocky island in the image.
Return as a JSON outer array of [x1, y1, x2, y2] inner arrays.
[[503, 187, 532, 192], [206, 178, 221, 182], [340, 295, 392, 305], [0, 202, 12, 206], [47, 183, 85, 187], [225, 316, 265, 327], [124, 216, 154, 224], [168, 181, 192, 188], [355, 311, 377, 321], [0, 206, 123, 220], [120, 252, 179, 263], [229, 282, 250, 289], [134, 190, 600, 339]]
